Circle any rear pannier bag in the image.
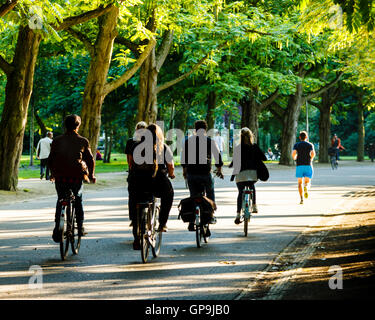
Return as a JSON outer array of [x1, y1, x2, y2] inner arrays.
[[178, 195, 216, 223]]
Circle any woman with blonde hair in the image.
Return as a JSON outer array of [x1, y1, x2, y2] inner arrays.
[[127, 123, 175, 250], [230, 127, 267, 224]]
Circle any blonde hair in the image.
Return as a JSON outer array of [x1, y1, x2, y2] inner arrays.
[[241, 127, 254, 145], [147, 123, 164, 178]]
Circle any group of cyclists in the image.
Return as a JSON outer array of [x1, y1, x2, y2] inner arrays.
[[47, 114, 342, 252], [47, 115, 271, 250]]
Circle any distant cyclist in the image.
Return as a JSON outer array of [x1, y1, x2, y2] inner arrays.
[[127, 123, 175, 250], [48, 114, 96, 242], [230, 128, 267, 224], [331, 134, 345, 162], [292, 131, 315, 204], [181, 120, 224, 233]]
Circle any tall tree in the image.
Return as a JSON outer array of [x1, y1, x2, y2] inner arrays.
[[0, 1, 114, 190]]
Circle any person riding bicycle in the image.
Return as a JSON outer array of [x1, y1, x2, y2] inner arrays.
[[48, 114, 96, 243], [229, 128, 267, 224], [127, 123, 175, 250], [181, 120, 224, 234], [125, 121, 147, 227], [331, 134, 345, 162]]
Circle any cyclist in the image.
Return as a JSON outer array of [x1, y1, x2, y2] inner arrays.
[[181, 120, 223, 234], [331, 134, 345, 163], [292, 131, 315, 204], [127, 123, 175, 250], [230, 128, 267, 224], [125, 121, 147, 227], [48, 114, 96, 243]]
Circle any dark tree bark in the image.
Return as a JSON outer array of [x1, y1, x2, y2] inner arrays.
[[357, 93, 365, 162], [206, 91, 216, 130], [0, 4, 118, 191], [80, 6, 119, 153], [136, 29, 174, 123], [313, 86, 340, 163], [240, 89, 279, 142], [0, 26, 41, 190]]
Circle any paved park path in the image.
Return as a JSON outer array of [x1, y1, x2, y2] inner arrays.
[[0, 161, 374, 299]]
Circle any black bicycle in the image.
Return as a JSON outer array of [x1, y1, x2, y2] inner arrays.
[[330, 154, 338, 170], [136, 194, 162, 263], [192, 196, 211, 248], [58, 191, 81, 261]]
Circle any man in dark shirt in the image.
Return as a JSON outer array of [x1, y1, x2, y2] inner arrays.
[[48, 114, 96, 242], [181, 120, 223, 232], [292, 131, 315, 204]]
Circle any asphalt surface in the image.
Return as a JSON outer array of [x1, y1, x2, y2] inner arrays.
[[0, 161, 374, 300]]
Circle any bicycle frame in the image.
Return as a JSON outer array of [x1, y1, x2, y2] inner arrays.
[[137, 197, 162, 263], [241, 186, 253, 237]]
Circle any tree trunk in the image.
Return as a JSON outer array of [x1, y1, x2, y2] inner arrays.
[[240, 97, 260, 141], [279, 83, 303, 166], [136, 49, 158, 123], [357, 97, 365, 162], [206, 91, 216, 130], [80, 6, 119, 153], [29, 101, 34, 166], [318, 93, 332, 163], [0, 26, 41, 190]]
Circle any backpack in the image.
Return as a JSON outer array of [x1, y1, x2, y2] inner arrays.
[[178, 195, 217, 223]]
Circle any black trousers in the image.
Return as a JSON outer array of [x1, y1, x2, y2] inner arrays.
[[54, 182, 84, 224], [128, 171, 174, 239], [40, 158, 50, 179], [236, 181, 256, 213]]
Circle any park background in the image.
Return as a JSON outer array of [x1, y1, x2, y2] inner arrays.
[[0, 0, 375, 186]]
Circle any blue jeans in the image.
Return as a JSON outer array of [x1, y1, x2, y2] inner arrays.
[[186, 173, 215, 202], [236, 181, 256, 213]]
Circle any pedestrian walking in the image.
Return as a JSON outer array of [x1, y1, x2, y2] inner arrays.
[[36, 131, 53, 180], [213, 130, 225, 156], [292, 131, 316, 204]]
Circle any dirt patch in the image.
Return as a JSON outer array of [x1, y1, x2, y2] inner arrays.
[[238, 192, 375, 300]]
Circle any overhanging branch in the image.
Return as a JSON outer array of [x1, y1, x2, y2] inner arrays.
[[103, 38, 156, 96], [0, 0, 18, 17], [0, 54, 13, 76], [156, 42, 227, 94], [54, 4, 113, 31], [66, 27, 95, 58], [303, 72, 344, 102]]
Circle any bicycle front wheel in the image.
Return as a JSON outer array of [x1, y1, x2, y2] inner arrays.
[[59, 206, 69, 261], [140, 208, 149, 263], [70, 204, 81, 255], [152, 206, 162, 258]]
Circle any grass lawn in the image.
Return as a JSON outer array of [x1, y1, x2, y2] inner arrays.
[[18, 153, 371, 179], [19, 153, 128, 179]]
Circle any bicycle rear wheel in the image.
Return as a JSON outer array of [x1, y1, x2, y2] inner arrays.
[[152, 206, 162, 258], [59, 206, 69, 261], [244, 215, 249, 237], [70, 204, 81, 255], [140, 208, 149, 263]]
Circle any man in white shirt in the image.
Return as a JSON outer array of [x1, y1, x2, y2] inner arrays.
[[213, 130, 225, 156], [36, 132, 53, 180]]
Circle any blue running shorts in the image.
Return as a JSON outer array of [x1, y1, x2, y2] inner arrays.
[[296, 165, 313, 179]]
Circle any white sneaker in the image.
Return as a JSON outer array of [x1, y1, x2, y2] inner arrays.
[[251, 204, 258, 213]]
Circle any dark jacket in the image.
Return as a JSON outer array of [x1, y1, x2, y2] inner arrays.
[[229, 143, 266, 177], [181, 134, 223, 175], [48, 131, 95, 182]]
